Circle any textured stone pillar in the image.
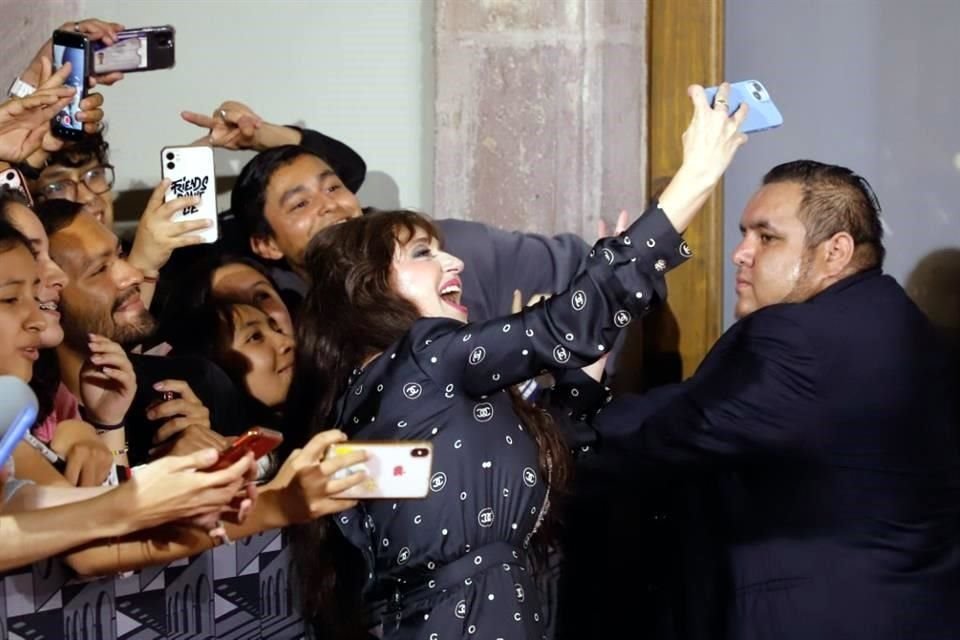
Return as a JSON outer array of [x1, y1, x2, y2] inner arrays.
[[434, 0, 647, 238], [0, 1, 85, 90]]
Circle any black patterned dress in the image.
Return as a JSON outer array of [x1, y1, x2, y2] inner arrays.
[[333, 205, 690, 639]]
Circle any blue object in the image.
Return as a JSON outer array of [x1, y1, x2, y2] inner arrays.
[[704, 79, 783, 133], [0, 376, 39, 468]]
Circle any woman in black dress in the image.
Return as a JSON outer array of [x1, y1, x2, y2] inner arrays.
[[288, 84, 748, 640]]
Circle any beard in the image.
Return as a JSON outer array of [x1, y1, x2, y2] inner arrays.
[[62, 287, 157, 350]]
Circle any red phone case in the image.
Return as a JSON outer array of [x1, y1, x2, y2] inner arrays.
[[207, 428, 283, 471]]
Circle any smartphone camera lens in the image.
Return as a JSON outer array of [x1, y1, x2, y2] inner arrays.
[[753, 91, 762, 100], [3, 171, 13, 180], [165, 152, 175, 160], [411, 448, 429, 458], [160, 38, 172, 48], [166, 162, 175, 171], [752, 82, 763, 92]]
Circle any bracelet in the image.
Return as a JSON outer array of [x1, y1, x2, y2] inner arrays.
[[90, 419, 126, 432], [7, 77, 36, 98], [80, 406, 126, 431]]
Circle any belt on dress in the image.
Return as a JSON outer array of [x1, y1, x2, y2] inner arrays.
[[369, 541, 526, 625]]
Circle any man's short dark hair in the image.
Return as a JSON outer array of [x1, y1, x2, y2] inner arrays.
[[36, 198, 86, 238], [763, 160, 885, 270], [45, 131, 110, 170]]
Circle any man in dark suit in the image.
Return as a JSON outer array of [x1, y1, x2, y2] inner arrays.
[[594, 160, 960, 640]]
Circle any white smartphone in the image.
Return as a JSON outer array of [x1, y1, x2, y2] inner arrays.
[[160, 145, 218, 244], [328, 441, 434, 499]]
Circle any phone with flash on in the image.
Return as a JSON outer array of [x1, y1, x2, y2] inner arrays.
[[328, 441, 434, 499]]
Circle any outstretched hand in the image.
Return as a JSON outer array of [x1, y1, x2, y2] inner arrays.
[[181, 101, 264, 150], [656, 82, 749, 233], [679, 83, 749, 187], [269, 430, 369, 524], [122, 448, 256, 531]]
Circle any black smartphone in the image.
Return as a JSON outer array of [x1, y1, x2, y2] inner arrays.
[[93, 26, 175, 74], [51, 29, 91, 141]]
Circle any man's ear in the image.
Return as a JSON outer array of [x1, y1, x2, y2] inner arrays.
[[250, 234, 284, 261], [822, 231, 855, 275]]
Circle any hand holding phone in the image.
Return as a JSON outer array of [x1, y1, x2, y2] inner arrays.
[[93, 26, 175, 74], [704, 79, 783, 133], [160, 145, 219, 244], [327, 441, 434, 499], [207, 427, 283, 472], [51, 29, 92, 140]]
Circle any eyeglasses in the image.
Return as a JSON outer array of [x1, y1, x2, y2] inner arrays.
[[36, 164, 115, 202]]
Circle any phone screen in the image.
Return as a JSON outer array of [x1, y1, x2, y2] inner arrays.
[[94, 32, 149, 73], [53, 43, 86, 132]]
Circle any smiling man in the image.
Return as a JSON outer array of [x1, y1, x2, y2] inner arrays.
[[42, 201, 247, 464], [591, 160, 960, 640]]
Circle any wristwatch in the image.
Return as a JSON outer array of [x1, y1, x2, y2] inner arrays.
[[7, 77, 37, 98]]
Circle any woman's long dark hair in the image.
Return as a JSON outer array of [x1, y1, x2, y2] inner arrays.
[[285, 210, 571, 636]]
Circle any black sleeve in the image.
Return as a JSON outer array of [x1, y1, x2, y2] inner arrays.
[[407, 205, 691, 398], [293, 126, 367, 193], [593, 308, 820, 467], [127, 354, 250, 464], [540, 368, 612, 454]]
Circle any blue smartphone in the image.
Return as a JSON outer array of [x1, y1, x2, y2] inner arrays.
[[704, 80, 783, 133], [0, 376, 39, 468]]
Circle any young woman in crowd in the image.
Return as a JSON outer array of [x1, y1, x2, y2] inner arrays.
[[1, 190, 126, 485], [161, 253, 295, 433], [285, 85, 747, 638]]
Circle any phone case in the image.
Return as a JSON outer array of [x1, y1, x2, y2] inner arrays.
[[704, 79, 783, 133], [0, 376, 39, 469], [208, 428, 284, 471], [93, 26, 175, 74], [328, 441, 434, 499], [160, 145, 219, 244], [0, 167, 33, 206], [51, 30, 91, 140]]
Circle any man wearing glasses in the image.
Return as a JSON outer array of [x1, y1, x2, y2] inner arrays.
[[24, 134, 115, 226]]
